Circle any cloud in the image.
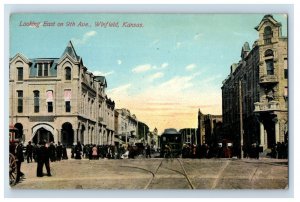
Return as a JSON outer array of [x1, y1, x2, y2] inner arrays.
[[132, 64, 152, 73], [108, 71, 221, 133], [132, 63, 168, 73], [117, 60, 122, 65], [160, 75, 194, 90], [194, 33, 203, 40], [72, 31, 97, 45], [185, 64, 197, 71], [92, 70, 114, 77], [148, 72, 164, 82], [202, 74, 223, 83], [108, 83, 132, 94], [160, 63, 169, 69]]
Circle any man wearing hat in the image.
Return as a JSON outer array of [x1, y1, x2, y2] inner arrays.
[[26, 141, 34, 163], [15, 140, 24, 183], [36, 140, 52, 177]]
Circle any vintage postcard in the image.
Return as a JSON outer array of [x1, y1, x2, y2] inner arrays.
[[8, 13, 288, 191]]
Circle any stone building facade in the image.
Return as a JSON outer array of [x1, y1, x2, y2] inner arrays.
[[114, 108, 138, 146], [197, 109, 223, 146], [9, 41, 115, 146], [221, 15, 288, 152]]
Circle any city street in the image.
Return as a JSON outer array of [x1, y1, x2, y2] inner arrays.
[[11, 157, 288, 189]]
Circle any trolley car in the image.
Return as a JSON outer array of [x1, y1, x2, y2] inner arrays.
[[9, 125, 19, 186], [160, 128, 182, 158]]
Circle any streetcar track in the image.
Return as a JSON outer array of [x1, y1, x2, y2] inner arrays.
[[120, 158, 195, 189], [144, 159, 163, 189], [211, 160, 230, 189], [177, 158, 195, 189]]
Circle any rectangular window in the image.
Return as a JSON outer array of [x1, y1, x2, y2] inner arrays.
[[65, 101, 71, 112], [46, 90, 53, 112], [48, 102, 53, 112], [64, 89, 71, 101], [284, 87, 288, 97], [284, 58, 288, 79], [266, 59, 274, 75], [17, 68, 23, 81], [38, 64, 43, 76], [17, 91, 23, 113], [284, 86, 288, 108], [44, 63, 49, 76], [34, 91, 39, 113]]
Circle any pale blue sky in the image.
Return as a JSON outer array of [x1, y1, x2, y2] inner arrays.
[[10, 13, 287, 132]]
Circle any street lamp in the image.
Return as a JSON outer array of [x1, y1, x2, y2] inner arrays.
[[239, 80, 244, 159]]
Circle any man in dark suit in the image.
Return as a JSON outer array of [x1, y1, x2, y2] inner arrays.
[[36, 140, 52, 177], [56, 141, 63, 161], [15, 140, 24, 183], [26, 141, 34, 163]]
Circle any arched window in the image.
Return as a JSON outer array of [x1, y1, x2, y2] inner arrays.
[[264, 26, 273, 45], [65, 67, 71, 80], [264, 26, 272, 35], [264, 49, 274, 57]]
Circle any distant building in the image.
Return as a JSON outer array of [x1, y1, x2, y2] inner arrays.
[[137, 121, 150, 144], [179, 128, 197, 145], [114, 108, 138, 146], [9, 41, 115, 146], [197, 109, 222, 146], [221, 15, 288, 153]]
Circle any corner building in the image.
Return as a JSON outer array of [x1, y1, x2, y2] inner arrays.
[[9, 41, 115, 146], [221, 15, 288, 152]]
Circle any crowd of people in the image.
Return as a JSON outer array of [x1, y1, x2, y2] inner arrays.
[[180, 143, 233, 159], [270, 142, 288, 159], [10, 140, 70, 184], [71, 142, 119, 160], [24, 141, 69, 163], [10, 139, 287, 185], [179, 142, 288, 159]]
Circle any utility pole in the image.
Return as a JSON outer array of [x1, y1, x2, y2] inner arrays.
[[144, 125, 145, 145], [239, 80, 244, 159]]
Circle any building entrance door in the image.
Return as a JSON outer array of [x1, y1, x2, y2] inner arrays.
[[33, 128, 54, 144], [61, 122, 74, 147], [264, 118, 275, 148]]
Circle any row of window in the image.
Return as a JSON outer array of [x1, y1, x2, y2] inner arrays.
[[17, 65, 71, 81], [17, 90, 71, 113]]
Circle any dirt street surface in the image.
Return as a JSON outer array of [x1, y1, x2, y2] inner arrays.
[[11, 158, 288, 189]]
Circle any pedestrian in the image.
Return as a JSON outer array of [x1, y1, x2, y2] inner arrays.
[[56, 142, 63, 161], [62, 144, 68, 160], [92, 144, 98, 160], [75, 141, 82, 159], [26, 141, 34, 163], [145, 144, 151, 158], [49, 142, 56, 162], [15, 140, 25, 183], [36, 140, 52, 177]]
